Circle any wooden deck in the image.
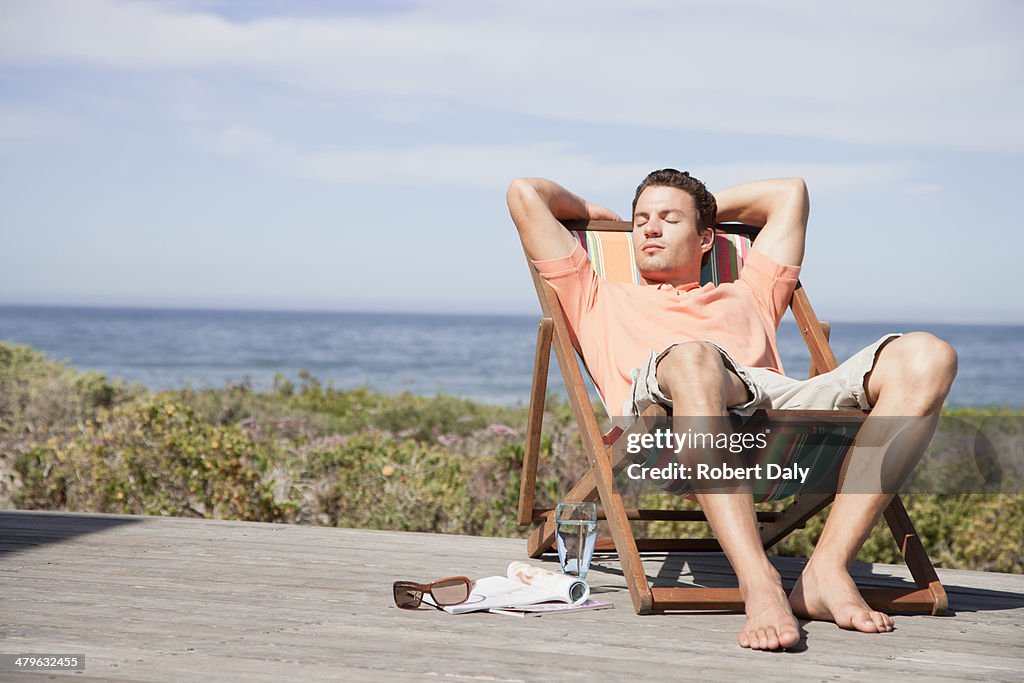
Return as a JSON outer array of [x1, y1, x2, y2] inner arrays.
[[1, 511, 1022, 682]]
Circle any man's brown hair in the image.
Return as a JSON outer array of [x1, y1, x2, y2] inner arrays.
[[631, 168, 717, 234]]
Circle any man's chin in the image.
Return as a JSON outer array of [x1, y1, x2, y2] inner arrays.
[[638, 265, 667, 281]]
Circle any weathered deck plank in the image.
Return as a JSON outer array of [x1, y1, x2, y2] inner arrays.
[[1, 511, 1022, 681]]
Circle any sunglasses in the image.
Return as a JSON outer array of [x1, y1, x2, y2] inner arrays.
[[393, 576, 474, 609]]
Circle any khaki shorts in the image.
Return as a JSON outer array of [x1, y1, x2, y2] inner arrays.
[[625, 334, 902, 418]]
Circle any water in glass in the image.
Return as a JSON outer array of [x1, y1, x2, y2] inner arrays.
[[555, 502, 598, 580]]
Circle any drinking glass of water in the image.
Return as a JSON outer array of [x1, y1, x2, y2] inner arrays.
[[555, 501, 598, 580]]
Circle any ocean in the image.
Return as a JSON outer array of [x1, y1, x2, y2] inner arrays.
[[0, 305, 1021, 409]]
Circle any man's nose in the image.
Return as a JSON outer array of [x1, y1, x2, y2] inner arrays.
[[643, 220, 661, 238]]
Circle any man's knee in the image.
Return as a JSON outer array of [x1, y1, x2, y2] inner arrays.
[[655, 342, 730, 401], [889, 332, 957, 381], [658, 341, 723, 377], [873, 332, 958, 400]]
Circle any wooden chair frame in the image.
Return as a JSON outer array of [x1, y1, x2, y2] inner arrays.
[[517, 219, 948, 616]]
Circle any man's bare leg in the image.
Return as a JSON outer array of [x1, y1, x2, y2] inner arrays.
[[790, 333, 958, 632], [657, 342, 800, 650]]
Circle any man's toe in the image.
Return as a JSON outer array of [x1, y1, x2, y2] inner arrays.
[[853, 611, 879, 633], [779, 627, 800, 648], [870, 612, 888, 632]]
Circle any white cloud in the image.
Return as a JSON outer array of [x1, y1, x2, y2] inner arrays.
[[1, 0, 1021, 149]]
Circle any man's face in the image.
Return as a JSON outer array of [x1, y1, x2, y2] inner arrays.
[[631, 185, 710, 284]]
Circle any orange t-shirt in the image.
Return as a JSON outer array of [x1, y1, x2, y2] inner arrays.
[[533, 243, 801, 414]]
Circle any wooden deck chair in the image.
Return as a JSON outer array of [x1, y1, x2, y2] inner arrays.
[[517, 219, 948, 616]]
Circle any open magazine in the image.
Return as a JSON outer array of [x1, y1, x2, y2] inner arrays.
[[423, 562, 599, 614]]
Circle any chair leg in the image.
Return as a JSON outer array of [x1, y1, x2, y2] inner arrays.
[[518, 318, 553, 525], [600, 479, 655, 613], [884, 495, 948, 615]]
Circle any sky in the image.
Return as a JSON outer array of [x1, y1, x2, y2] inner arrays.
[[1, 0, 1022, 323]]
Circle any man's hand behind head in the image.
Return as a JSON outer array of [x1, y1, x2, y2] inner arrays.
[[584, 201, 622, 222]]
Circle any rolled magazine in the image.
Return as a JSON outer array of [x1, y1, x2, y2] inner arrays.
[[425, 562, 590, 614]]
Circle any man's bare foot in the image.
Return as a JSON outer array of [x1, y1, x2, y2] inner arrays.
[[790, 560, 894, 633], [738, 579, 801, 650]]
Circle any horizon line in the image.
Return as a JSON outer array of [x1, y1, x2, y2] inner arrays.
[[1, 301, 1022, 327]]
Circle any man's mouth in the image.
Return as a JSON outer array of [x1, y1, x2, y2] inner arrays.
[[640, 242, 664, 254]]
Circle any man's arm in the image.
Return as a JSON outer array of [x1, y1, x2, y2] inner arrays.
[[714, 178, 809, 268], [506, 178, 621, 262]]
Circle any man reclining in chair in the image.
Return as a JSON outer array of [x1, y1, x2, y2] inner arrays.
[[506, 170, 957, 651]]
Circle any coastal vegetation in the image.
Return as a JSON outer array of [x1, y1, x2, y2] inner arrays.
[[2, 341, 1022, 573]]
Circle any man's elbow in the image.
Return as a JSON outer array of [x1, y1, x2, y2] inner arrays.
[[505, 180, 529, 233], [782, 177, 807, 197], [506, 178, 542, 225], [507, 177, 534, 206], [506, 177, 529, 205], [782, 177, 809, 222]]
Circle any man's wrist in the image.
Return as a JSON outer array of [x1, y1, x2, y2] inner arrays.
[[550, 192, 589, 221]]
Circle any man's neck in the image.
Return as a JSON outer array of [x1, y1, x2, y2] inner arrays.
[[641, 272, 702, 289]]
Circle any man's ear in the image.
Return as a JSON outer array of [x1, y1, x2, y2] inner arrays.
[[700, 228, 715, 254]]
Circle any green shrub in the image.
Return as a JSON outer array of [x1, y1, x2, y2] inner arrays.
[[14, 398, 283, 521], [291, 432, 471, 532], [1, 342, 140, 506], [0, 342, 135, 436], [284, 379, 526, 440]]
